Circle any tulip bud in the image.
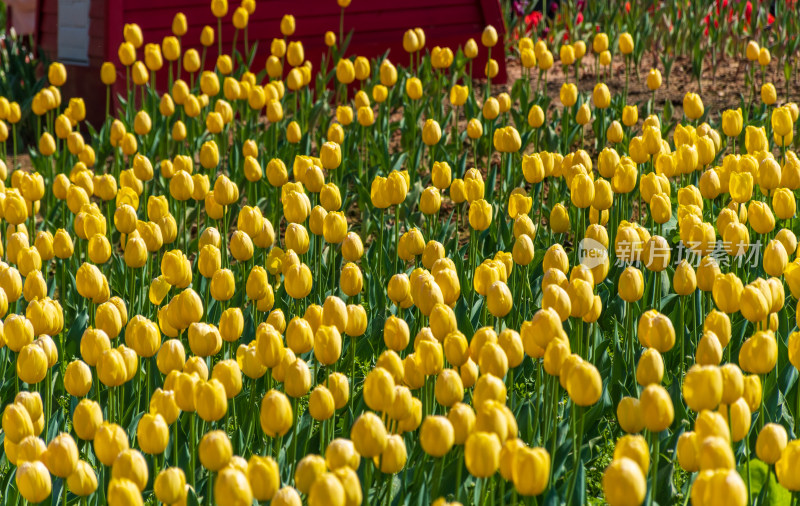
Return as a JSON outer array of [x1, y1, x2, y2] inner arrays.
[[16, 461, 52, 503], [63, 360, 92, 398], [260, 389, 293, 437], [776, 441, 800, 491], [137, 413, 169, 455], [199, 430, 232, 471], [351, 412, 388, 458], [639, 384, 673, 432], [463, 430, 501, 478], [604, 458, 646, 506]]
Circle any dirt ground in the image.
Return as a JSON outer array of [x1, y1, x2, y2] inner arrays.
[[499, 51, 800, 122]]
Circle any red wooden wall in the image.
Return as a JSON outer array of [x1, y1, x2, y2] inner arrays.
[[38, 0, 109, 125], [38, 0, 506, 126]]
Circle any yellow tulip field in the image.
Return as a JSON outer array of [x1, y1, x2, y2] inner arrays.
[[1, 0, 800, 505]]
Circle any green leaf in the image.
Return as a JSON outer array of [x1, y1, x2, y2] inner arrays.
[[570, 461, 586, 506], [737, 459, 792, 505], [186, 485, 201, 506]]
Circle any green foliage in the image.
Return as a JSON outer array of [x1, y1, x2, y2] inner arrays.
[[0, 26, 49, 148]]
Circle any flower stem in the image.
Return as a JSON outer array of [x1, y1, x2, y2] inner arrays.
[[648, 431, 660, 506]]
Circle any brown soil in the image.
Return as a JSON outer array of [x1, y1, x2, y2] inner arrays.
[[497, 52, 800, 125]]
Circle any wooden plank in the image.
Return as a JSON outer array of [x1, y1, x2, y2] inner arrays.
[[477, 0, 507, 82], [40, 18, 57, 35], [124, 0, 470, 15], [107, 0, 124, 61], [124, 7, 481, 33], [107, 0, 126, 99], [145, 23, 486, 81], [134, 24, 484, 68], [479, 0, 506, 28], [107, 0, 505, 82], [89, 0, 105, 19], [127, 5, 482, 44], [88, 40, 105, 58], [89, 20, 105, 38], [40, 32, 58, 52], [57, 66, 107, 125], [41, 0, 58, 14]]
